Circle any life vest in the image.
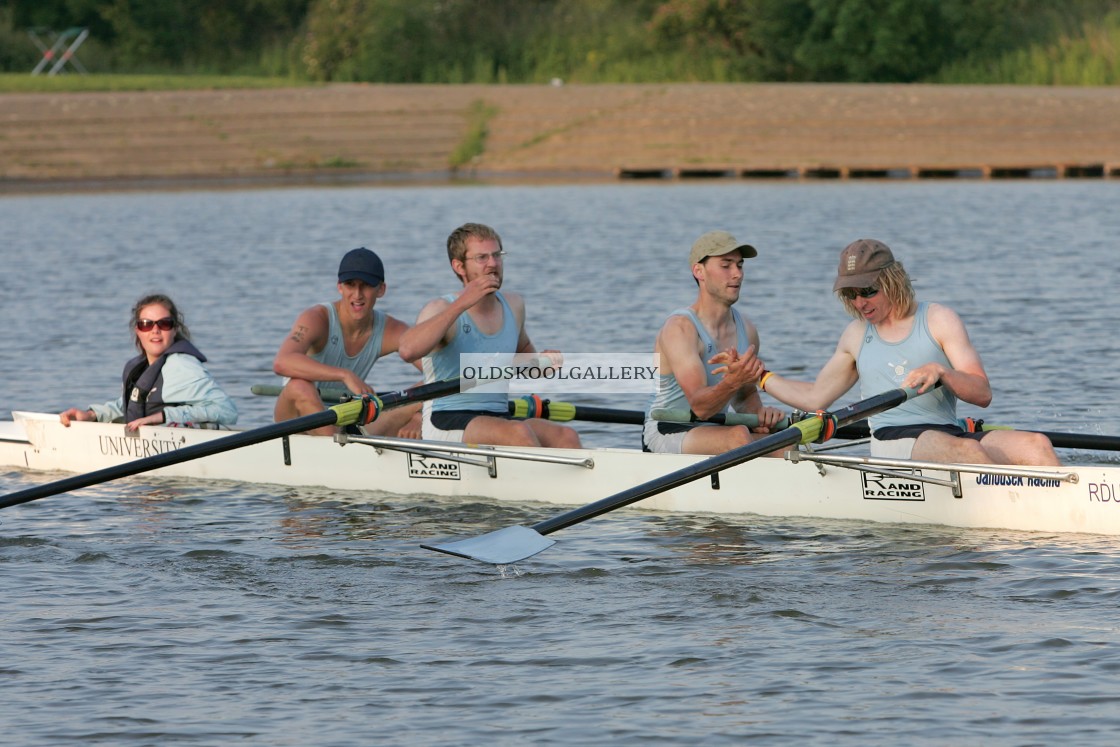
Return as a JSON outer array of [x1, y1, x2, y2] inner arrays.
[[121, 339, 207, 423]]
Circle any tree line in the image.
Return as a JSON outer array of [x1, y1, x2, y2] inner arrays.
[[4, 0, 1119, 84]]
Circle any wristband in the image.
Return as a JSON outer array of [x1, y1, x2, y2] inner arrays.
[[759, 370, 775, 392]]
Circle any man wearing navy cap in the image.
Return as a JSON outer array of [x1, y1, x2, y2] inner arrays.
[[273, 247, 420, 437]]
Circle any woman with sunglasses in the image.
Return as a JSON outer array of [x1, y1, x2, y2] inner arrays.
[[59, 293, 238, 431], [756, 239, 1059, 466]]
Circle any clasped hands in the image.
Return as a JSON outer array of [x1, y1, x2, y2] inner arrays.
[[708, 346, 785, 432], [708, 345, 764, 386]]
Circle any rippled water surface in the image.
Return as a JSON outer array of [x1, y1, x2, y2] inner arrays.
[[2, 181, 1120, 744]]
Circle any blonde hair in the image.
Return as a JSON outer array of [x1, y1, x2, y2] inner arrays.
[[837, 261, 916, 319]]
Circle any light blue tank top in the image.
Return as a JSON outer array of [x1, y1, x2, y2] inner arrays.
[[426, 292, 518, 413], [311, 303, 386, 382], [858, 301, 958, 431], [644, 308, 750, 418]]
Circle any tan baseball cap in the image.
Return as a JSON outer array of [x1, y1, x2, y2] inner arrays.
[[689, 230, 757, 267], [833, 239, 895, 290]]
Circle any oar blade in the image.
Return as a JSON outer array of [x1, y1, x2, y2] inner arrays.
[[421, 384, 925, 565], [422, 525, 555, 565]]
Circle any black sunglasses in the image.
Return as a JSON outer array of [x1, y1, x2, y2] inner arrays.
[[841, 286, 880, 300], [136, 317, 175, 332]]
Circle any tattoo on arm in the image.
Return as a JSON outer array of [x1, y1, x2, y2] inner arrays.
[[290, 325, 309, 344]]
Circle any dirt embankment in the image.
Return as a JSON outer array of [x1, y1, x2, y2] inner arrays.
[[2, 82, 1119, 190]]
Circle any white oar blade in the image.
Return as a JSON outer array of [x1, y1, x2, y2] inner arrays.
[[422, 525, 554, 565]]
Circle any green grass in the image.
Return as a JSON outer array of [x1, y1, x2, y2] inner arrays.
[[449, 99, 498, 170], [319, 155, 362, 169], [0, 73, 312, 94]]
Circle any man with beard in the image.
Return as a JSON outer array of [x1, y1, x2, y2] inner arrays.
[[399, 223, 581, 447], [643, 230, 785, 454]]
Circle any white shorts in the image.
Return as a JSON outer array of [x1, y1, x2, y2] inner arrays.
[[642, 419, 696, 454], [870, 436, 916, 459], [421, 401, 465, 442]]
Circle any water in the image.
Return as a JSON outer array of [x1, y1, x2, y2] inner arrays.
[[2, 181, 1120, 744]]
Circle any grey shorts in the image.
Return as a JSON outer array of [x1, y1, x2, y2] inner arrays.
[[422, 402, 510, 442], [642, 419, 701, 454], [871, 423, 986, 459]]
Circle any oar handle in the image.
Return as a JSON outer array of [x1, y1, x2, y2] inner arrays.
[[979, 424, 1120, 452], [829, 418, 1120, 452], [508, 396, 644, 425], [650, 408, 793, 430], [251, 383, 354, 402], [255, 387, 647, 426], [652, 408, 757, 426]]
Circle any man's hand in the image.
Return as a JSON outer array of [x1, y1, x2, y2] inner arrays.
[[538, 349, 564, 366], [458, 273, 501, 308], [397, 412, 423, 440], [751, 406, 786, 433], [341, 370, 374, 396], [903, 362, 946, 393], [708, 345, 764, 388]]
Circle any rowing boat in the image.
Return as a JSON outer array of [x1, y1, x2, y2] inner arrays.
[[3, 410, 1118, 536]]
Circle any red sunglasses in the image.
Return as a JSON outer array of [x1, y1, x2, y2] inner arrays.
[[136, 317, 175, 332]]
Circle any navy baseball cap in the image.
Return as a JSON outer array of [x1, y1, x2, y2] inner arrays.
[[338, 247, 385, 286]]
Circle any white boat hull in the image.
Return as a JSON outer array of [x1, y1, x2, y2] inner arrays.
[[3, 412, 1120, 536]]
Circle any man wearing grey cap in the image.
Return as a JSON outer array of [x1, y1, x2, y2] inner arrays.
[[759, 239, 1059, 465], [642, 230, 786, 454], [273, 247, 420, 437]]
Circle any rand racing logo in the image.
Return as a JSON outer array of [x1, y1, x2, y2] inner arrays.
[[861, 469, 925, 501], [407, 453, 461, 480]]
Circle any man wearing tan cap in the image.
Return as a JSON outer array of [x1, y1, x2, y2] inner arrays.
[[642, 230, 785, 454], [759, 239, 1059, 465]]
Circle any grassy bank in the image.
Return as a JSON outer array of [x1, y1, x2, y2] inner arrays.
[[0, 74, 309, 94]]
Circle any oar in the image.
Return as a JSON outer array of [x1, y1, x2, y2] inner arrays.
[[252, 386, 647, 425], [422, 383, 930, 565], [979, 424, 1120, 452], [251, 383, 353, 401], [508, 395, 643, 425], [652, 407, 873, 439], [651, 408, 791, 430], [818, 420, 1120, 453], [0, 378, 461, 511]]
